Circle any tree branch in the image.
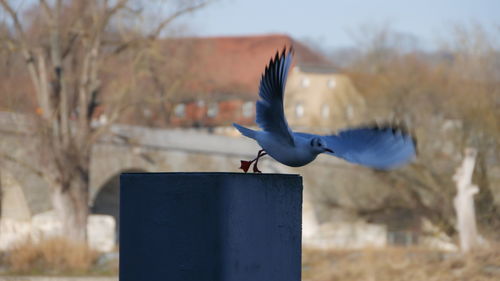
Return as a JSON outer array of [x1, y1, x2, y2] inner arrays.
[[107, 0, 211, 55], [39, 0, 53, 19], [0, 0, 43, 103], [149, 1, 210, 39], [62, 32, 79, 59], [35, 49, 52, 118], [1, 151, 57, 187], [87, 105, 123, 147]]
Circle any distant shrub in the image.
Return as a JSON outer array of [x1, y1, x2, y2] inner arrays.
[[302, 246, 500, 281], [3, 237, 100, 275]]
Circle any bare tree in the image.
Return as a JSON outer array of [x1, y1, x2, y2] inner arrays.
[[454, 148, 480, 252], [344, 24, 500, 238], [0, 0, 210, 242]]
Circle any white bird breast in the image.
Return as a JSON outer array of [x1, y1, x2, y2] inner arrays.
[[255, 132, 317, 167]]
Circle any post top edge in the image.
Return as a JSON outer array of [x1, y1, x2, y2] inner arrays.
[[120, 172, 301, 177]]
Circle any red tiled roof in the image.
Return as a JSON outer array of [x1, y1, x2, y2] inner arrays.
[[169, 34, 335, 100]]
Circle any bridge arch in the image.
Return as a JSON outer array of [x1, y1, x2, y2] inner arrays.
[[91, 168, 146, 241]]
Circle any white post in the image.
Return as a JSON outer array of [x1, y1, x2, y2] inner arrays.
[[453, 148, 479, 253]]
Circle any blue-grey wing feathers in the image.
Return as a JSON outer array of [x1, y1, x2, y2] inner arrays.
[[255, 47, 295, 145], [295, 125, 416, 170], [233, 123, 256, 139]]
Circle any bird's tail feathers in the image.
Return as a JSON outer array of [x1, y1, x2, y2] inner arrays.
[[233, 123, 257, 139]]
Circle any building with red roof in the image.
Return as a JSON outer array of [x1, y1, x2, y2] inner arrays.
[[161, 34, 366, 131]]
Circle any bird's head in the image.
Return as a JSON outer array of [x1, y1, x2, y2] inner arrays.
[[310, 137, 334, 154]]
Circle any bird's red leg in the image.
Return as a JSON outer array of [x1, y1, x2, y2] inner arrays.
[[252, 151, 267, 173], [239, 150, 266, 173]]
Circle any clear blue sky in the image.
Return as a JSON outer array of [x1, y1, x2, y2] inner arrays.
[[184, 0, 499, 50]]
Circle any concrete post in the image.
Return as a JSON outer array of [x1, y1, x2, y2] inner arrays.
[[120, 172, 302, 281]]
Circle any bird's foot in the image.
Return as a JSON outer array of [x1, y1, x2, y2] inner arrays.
[[239, 150, 267, 173], [239, 160, 253, 173]]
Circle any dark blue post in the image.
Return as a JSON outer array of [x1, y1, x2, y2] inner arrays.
[[120, 172, 302, 281]]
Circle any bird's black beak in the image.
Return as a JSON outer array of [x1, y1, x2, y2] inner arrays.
[[324, 148, 334, 153]]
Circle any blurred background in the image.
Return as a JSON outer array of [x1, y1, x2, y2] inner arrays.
[[0, 0, 499, 280]]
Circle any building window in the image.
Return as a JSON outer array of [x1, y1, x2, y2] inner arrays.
[[242, 102, 254, 117], [321, 104, 330, 119], [142, 108, 152, 118], [99, 114, 108, 125], [295, 103, 304, 118], [301, 77, 310, 88], [207, 103, 219, 118], [346, 105, 354, 119], [174, 104, 185, 117], [327, 78, 336, 89]]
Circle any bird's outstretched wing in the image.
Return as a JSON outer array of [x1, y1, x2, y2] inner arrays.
[[256, 47, 294, 145], [295, 125, 417, 170]]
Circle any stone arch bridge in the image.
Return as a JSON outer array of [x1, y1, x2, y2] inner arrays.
[[1, 112, 394, 247]]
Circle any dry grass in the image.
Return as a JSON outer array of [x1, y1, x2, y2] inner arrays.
[[303, 246, 500, 281], [2, 237, 100, 275], [3, 238, 500, 279]]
